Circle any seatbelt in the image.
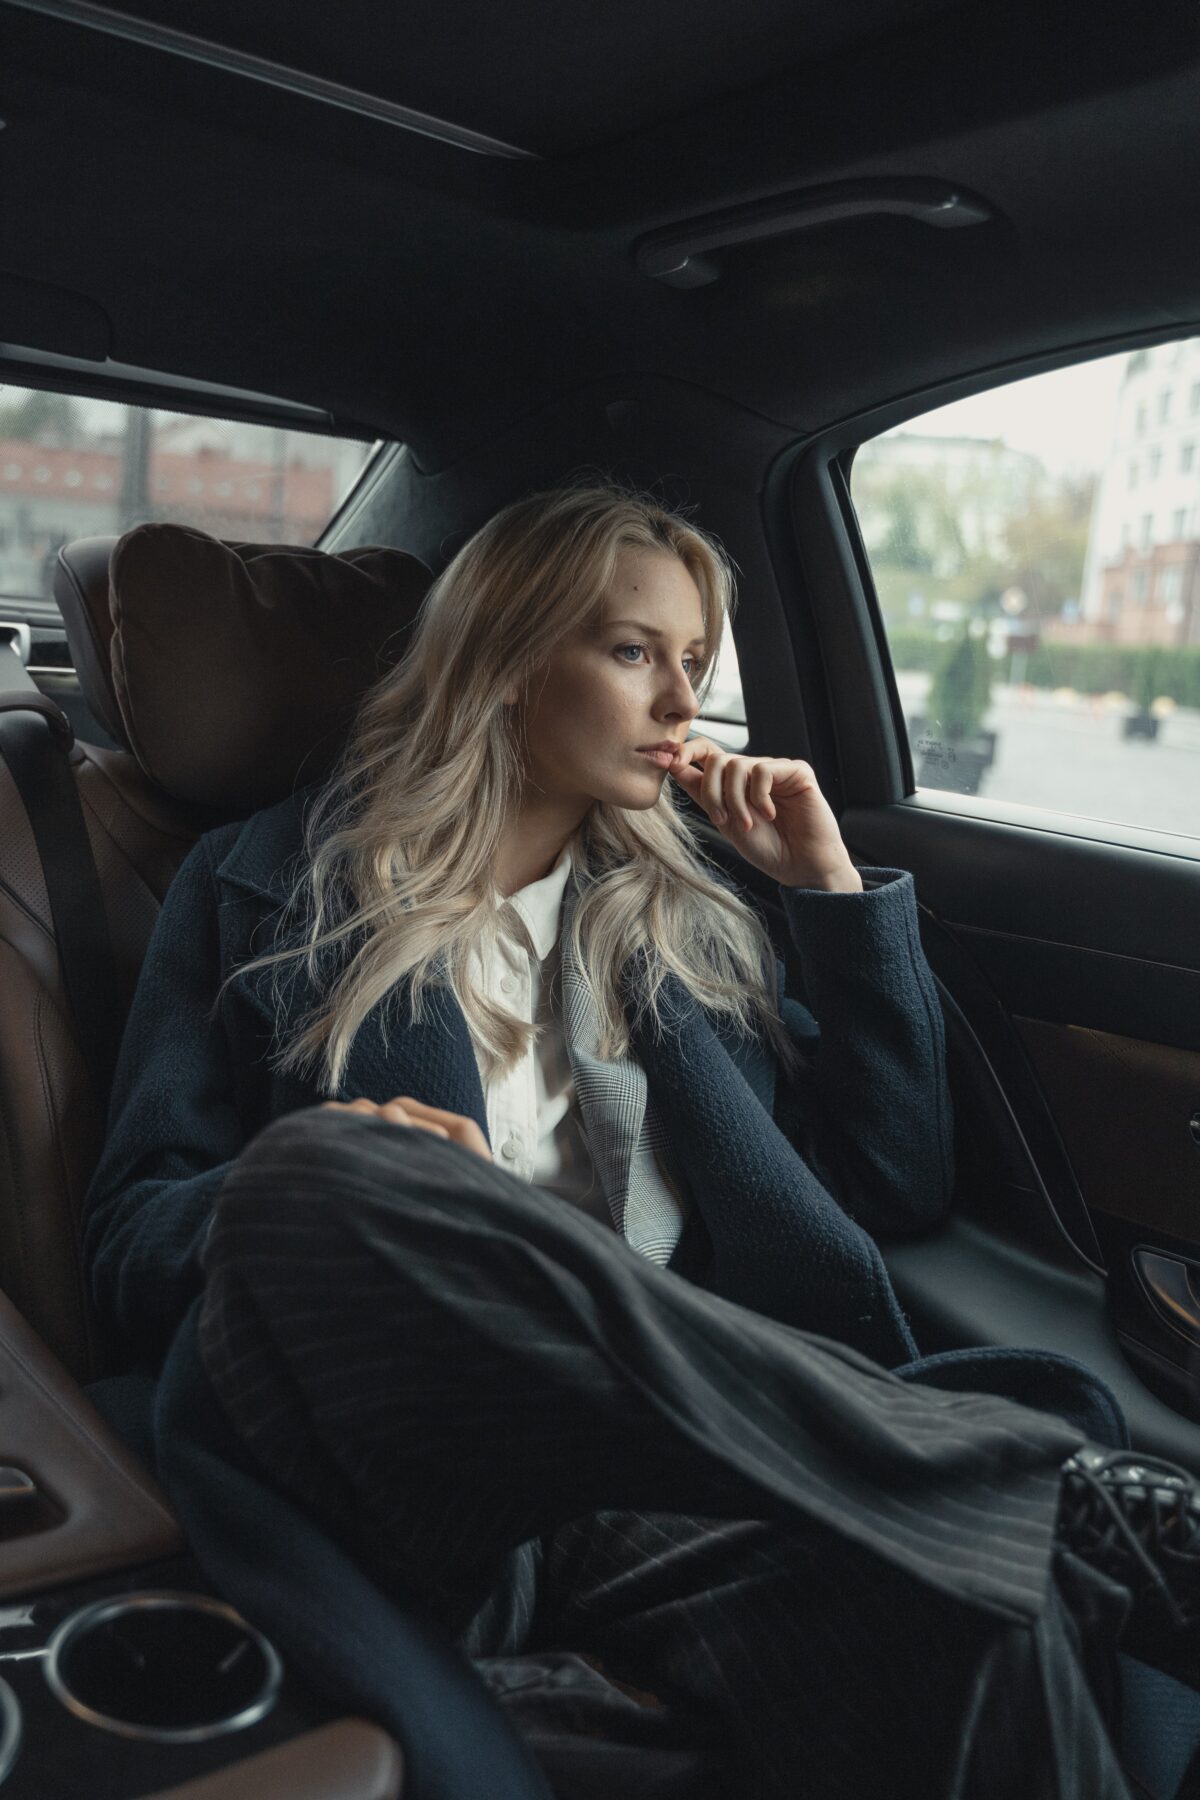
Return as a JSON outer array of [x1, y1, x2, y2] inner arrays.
[[0, 644, 124, 1111]]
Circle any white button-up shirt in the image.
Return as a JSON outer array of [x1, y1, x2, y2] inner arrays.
[[465, 849, 609, 1228]]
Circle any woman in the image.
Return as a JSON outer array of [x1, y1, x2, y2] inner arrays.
[[83, 484, 1187, 1800]]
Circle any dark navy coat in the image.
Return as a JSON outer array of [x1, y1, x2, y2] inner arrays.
[[84, 787, 955, 1371]]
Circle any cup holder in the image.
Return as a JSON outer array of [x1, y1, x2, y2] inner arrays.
[[43, 1591, 281, 1743]]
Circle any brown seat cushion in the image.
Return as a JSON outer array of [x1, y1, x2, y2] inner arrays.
[[107, 525, 430, 813]]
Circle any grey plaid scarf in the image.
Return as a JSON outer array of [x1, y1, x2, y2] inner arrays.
[[557, 888, 688, 1265]]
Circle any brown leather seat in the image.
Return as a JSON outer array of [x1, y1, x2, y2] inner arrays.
[[0, 527, 430, 1379]]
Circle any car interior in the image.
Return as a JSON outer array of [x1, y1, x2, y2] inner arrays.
[[0, 0, 1199, 1793]]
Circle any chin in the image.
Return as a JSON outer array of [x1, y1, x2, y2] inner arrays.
[[612, 780, 667, 812]]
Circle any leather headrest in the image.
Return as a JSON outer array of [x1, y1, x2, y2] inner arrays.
[[56, 526, 430, 813], [54, 536, 129, 749]]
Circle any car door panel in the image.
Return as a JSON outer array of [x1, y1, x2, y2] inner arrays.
[[843, 797, 1200, 1439]]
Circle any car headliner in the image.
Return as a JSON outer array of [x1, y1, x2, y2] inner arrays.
[[0, 0, 1197, 467]]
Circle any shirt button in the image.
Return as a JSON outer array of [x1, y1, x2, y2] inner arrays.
[[501, 1138, 521, 1161], [500, 975, 517, 996]]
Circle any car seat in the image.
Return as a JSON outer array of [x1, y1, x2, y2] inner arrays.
[[0, 524, 430, 1380]]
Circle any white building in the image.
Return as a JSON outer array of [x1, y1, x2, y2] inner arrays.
[[855, 431, 1044, 571], [1079, 340, 1200, 643]]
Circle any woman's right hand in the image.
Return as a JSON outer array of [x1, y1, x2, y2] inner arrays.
[[320, 1095, 493, 1162]]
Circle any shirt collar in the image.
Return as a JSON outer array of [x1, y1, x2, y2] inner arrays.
[[504, 846, 573, 962]]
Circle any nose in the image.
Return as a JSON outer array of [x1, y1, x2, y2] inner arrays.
[[654, 660, 701, 728]]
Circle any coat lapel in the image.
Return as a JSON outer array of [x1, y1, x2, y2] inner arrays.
[[559, 894, 646, 1234], [214, 788, 487, 1135], [339, 983, 489, 1134]]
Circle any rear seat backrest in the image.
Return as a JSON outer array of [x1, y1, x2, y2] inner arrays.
[[0, 526, 429, 1379]]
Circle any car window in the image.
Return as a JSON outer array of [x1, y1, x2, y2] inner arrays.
[[697, 632, 748, 751], [851, 338, 1200, 841], [0, 384, 380, 614]]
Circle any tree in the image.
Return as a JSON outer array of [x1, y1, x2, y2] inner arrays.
[[0, 389, 81, 443], [999, 475, 1095, 618], [927, 629, 993, 741]]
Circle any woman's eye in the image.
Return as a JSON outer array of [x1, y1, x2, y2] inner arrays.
[[615, 643, 700, 677]]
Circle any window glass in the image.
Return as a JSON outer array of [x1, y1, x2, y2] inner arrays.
[[851, 338, 1200, 840], [0, 384, 379, 607], [696, 630, 748, 751]]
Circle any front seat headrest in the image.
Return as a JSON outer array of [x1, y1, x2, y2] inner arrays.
[[54, 535, 131, 751], [56, 525, 431, 814]]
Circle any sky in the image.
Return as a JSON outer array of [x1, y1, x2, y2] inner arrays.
[[888, 350, 1128, 478]]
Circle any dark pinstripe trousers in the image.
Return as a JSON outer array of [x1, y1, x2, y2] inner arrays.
[[196, 1108, 1135, 1800]]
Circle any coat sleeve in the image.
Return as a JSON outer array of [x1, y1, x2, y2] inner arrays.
[[83, 830, 248, 1363], [772, 867, 953, 1239]]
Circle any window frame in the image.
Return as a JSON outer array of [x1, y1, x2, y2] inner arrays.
[[774, 325, 1200, 863]]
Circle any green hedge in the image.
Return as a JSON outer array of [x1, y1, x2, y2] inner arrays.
[[887, 631, 1200, 710], [883, 627, 944, 673]]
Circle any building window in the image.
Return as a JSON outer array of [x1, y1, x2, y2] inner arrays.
[[1128, 461, 1139, 488], [1141, 512, 1154, 547], [93, 473, 113, 490], [1192, 379, 1200, 415], [1132, 567, 1148, 601], [1148, 446, 1162, 478], [1173, 507, 1187, 539], [1159, 566, 1183, 603], [1136, 403, 1147, 434], [2, 463, 20, 479], [1158, 389, 1172, 423], [64, 470, 82, 487], [1183, 441, 1196, 473], [33, 466, 50, 482]]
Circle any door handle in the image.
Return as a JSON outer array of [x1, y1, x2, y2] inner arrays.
[[1132, 1248, 1200, 1344]]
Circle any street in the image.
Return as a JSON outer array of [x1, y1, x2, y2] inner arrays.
[[895, 672, 1200, 841]]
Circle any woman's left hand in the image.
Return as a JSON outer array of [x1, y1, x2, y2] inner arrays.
[[667, 737, 863, 892]]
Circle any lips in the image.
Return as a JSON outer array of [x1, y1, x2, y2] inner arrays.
[[635, 747, 677, 768]]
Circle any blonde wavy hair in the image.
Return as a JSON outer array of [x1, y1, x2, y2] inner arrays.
[[247, 480, 802, 1093]]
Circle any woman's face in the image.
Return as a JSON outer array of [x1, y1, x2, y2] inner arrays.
[[515, 547, 707, 818]]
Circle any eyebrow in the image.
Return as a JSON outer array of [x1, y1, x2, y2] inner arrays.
[[603, 619, 708, 649]]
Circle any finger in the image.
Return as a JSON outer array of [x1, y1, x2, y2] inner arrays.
[[723, 758, 753, 831], [667, 758, 701, 792], [701, 749, 728, 825], [390, 1096, 460, 1122], [749, 762, 777, 821], [376, 1100, 413, 1127], [392, 1097, 490, 1161], [456, 1119, 492, 1162]]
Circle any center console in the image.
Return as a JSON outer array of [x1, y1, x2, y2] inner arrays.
[[0, 1293, 403, 1797]]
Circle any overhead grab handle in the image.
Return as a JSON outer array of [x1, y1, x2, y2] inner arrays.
[[634, 178, 994, 288]]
